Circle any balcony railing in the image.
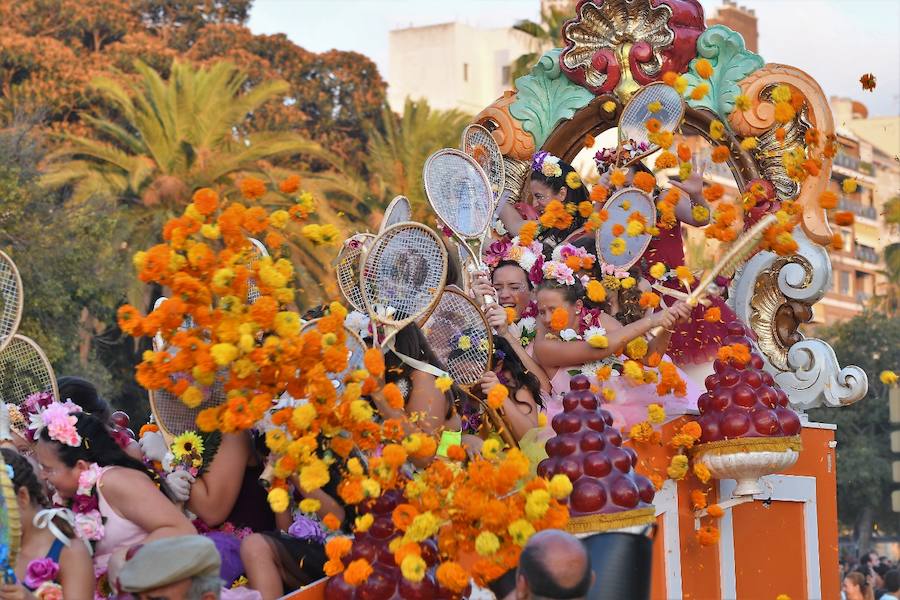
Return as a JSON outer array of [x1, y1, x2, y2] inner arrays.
[[838, 196, 878, 220], [833, 152, 874, 175], [853, 245, 880, 263]]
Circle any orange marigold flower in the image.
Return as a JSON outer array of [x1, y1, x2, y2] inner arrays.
[[239, 177, 267, 200], [583, 133, 595, 148], [654, 151, 677, 170], [192, 188, 219, 215], [677, 143, 692, 162], [696, 525, 720, 546], [487, 383, 509, 410], [691, 489, 708, 510], [550, 307, 569, 332], [690, 83, 709, 100], [681, 421, 702, 440], [279, 174, 301, 194], [578, 201, 593, 218], [703, 307, 721, 322], [645, 118, 662, 133], [639, 292, 660, 309], [834, 211, 854, 226], [392, 504, 419, 531], [632, 171, 656, 193], [590, 184, 609, 203], [242, 206, 269, 234], [711, 145, 730, 163], [695, 58, 713, 79], [139, 423, 159, 438], [505, 307, 517, 324], [609, 169, 626, 188], [382, 444, 407, 468], [436, 562, 470, 593], [343, 558, 373, 586], [117, 305, 144, 336], [447, 444, 466, 461], [818, 191, 838, 209], [707, 504, 725, 518], [324, 559, 344, 577], [323, 513, 341, 530], [364, 348, 385, 377], [702, 183, 725, 202], [775, 127, 786, 142], [383, 382, 404, 409], [519, 220, 538, 245], [612, 223, 625, 236], [774, 101, 795, 123], [325, 536, 353, 561], [831, 232, 844, 251]]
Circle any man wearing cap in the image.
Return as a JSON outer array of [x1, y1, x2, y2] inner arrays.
[[118, 536, 223, 600]]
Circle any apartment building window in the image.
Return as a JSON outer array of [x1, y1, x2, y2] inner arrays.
[[839, 270, 851, 296], [501, 65, 511, 85], [463, 63, 469, 82]]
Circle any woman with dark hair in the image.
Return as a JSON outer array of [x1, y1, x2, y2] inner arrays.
[[499, 152, 590, 250], [56, 376, 143, 461], [33, 409, 195, 589], [475, 336, 543, 442], [0, 448, 94, 599]]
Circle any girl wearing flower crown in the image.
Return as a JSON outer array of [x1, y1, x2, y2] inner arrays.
[[33, 409, 195, 595], [1, 448, 94, 599], [498, 152, 590, 251]]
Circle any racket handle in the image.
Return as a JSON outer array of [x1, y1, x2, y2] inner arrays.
[[483, 403, 518, 449], [0, 402, 11, 442], [258, 462, 275, 490]]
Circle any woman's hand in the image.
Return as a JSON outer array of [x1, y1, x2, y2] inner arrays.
[[651, 308, 679, 331], [477, 370, 501, 397], [165, 469, 195, 503], [484, 303, 509, 336], [461, 434, 484, 461], [471, 274, 496, 306], [0, 583, 35, 600], [668, 301, 693, 324]]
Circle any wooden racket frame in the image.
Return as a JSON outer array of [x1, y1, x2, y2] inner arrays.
[[0, 334, 59, 404], [593, 186, 659, 271], [0, 251, 24, 355], [335, 233, 376, 312], [379, 196, 412, 234], [0, 452, 21, 580], [615, 81, 686, 169], [460, 123, 506, 205]]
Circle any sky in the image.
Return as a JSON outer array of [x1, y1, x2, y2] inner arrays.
[[248, 0, 900, 118]]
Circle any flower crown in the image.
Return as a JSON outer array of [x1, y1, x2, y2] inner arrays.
[[599, 262, 636, 290], [551, 243, 596, 271], [541, 260, 589, 288], [531, 151, 562, 178], [27, 400, 83, 447], [593, 140, 650, 174]]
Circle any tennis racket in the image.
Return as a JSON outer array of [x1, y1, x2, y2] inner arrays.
[[380, 196, 412, 234], [0, 452, 20, 583], [246, 238, 269, 305], [594, 187, 658, 271], [359, 222, 447, 348], [424, 149, 495, 301], [616, 82, 685, 168], [335, 233, 375, 312], [300, 319, 367, 396], [0, 335, 59, 406], [0, 251, 23, 355], [461, 124, 506, 202], [420, 288, 517, 447]]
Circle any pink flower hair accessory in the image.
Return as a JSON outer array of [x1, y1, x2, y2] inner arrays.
[[35, 401, 83, 447]]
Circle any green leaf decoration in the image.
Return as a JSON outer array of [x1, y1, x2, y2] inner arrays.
[[682, 25, 764, 120], [510, 48, 594, 149]]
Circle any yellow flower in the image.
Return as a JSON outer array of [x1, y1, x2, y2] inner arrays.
[[679, 161, 692, 181], [880, 370, 898, 385], [537, 413, 547, 427], [693, 462, 711, 484], [587, 334, 608, 349], [299, 460, 330, 493], [626, 220, 644, 237], [212, 268, 235, 289], [401, 554, 426, 582], [625, 337, 648, 359], [475, 531, 500, 557], [300, 498, 322, 514], [435, 375, 453, 392], [481, 438, 502, 460], [457, 335, 472, 350], [649, 262, 666, 279], [740, 137, 758, 151], [200, 224, 221, 239], [354, 513, 374, 533], [347, 457, 364, 475], [667, 455, 689, 480], [292, 404, 316, 430], [586, 279, 606, 302], [623, 360, 644, 383], [709, 120, 725, 141], [621, 276, 636, 289], [647, 100, 662, 113], [210, 343, 239, 366], [548, 474, 573, 499], [610, 238, 626, 256], [771, 84, 792, 103], [647, 403, 666, 425], [274, 311, 300, 337], [265, 428, 289, 453], [269, 210, 290, 229], [181, 386, 203, 409], [734, 94, 751, 111], [350, 399, 374, 422], [259, 264, 287, 289], [842, 178, 858, 194], [267, 487, 290, 513], [361, 478, 381, 498], [172, 431, 204, 459], [602, 388, 616, 401], [525, 489, 551, 520], [675, 265, 695, 285], [402, 434, 423, 454], [508, 519, 536, 546], [406, 511, 441, 542], [692, 205, 710, 222], [673, 75, 688, 94]]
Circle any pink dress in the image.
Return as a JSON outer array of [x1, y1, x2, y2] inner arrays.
[[94, 467, 149, 574], [644, 223, 738, 366]]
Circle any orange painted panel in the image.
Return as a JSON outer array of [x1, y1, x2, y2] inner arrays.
[[733, 500, 807, 599], [650, 514, 667, 599], [280, 579, 326, 600]]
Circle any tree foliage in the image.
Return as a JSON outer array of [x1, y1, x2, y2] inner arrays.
[[808, 311, 900, 548], [510, 7, 568, 81]]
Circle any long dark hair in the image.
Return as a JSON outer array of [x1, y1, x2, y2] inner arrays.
[[492, 260, 533, 290], [38, 412, 172, 498], [530, 159, 589, 205], [536, 278, 585, 306], [570, 237, 645, 324], [1, 448, 77, 539], [57, 376, 112, 423], [386, 323, 456, 420], [493, 336, 543, 411]]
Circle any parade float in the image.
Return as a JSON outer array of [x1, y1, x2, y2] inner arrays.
[[0, 1, 873, 600]]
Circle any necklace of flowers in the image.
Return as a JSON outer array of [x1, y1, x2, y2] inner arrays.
[[53, 463, 105, 551]]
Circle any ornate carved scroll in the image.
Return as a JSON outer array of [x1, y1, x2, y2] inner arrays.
[[473, 91, 535, 161]]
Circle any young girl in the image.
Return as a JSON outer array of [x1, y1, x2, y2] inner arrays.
[[474, 336, 543, 443], [499, 152, 589, 250], [0, 448, 94, 599], [34, 409, 195, 593]]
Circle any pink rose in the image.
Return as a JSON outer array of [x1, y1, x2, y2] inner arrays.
[[35, 582, 63, 600], [75, 510, 105, 541], [24, 559, 60, 589]]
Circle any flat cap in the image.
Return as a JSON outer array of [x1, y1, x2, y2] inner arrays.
[[118, 535, 221, 592]]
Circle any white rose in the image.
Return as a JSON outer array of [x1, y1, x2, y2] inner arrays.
[[560, 329, 580, 341]]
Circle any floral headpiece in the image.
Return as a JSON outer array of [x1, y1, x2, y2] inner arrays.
[[593, 141, 650, 174], [599, 262, 636, 290], [29, 400, 83, 447], [484, 238, 542, 272], [551, 243, 596, 272], [541, 260, 589, 288], [531, 151, 562, 178]]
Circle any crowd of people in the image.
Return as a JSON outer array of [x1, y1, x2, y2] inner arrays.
[[841, 553, 900, 600], [0, 141, 782, 600]]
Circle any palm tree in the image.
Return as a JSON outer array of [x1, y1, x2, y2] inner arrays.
[[510, 7, 569, 81], [871, 196, 900, 315]]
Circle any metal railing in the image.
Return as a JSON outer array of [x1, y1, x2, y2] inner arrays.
[[838, 196, 878, 220]]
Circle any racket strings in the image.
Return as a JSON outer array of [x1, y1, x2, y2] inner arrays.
[[382, 197, 412, 231], [462, 125, 505, 196], [422, 292, 491, 387], [337, 243, 368, 312], [0, 256, 21, 347], [0, 336, 56, 405], [619, 83, 684, 147], [424, 151, 492, 238], [152, 375, 226, 437], [301, 321, 367, 394], [363, 226, 446, 326]]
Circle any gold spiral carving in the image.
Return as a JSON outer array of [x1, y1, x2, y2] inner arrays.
[[729, 64, 835, 245]]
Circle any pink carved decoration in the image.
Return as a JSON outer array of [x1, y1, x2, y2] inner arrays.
[[473, 90, 535, 161], [729, 63, 835, 246]]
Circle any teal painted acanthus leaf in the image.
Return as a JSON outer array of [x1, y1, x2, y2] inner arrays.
[[682, 25, 764, 121], [510, 48, 594, 149]]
